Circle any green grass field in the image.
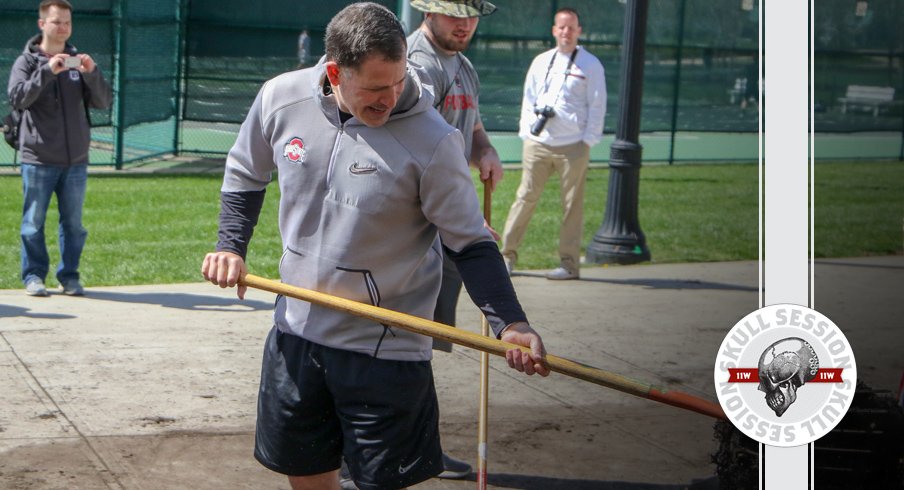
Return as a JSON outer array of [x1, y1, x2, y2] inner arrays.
[[0, 161, 901, 290]]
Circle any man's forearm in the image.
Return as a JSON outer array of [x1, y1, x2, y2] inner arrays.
[[217, 190, 266, 258], [469, 125, 497, 165], [447, 241, 528, 336]]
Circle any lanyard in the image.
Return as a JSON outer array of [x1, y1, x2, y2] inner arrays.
[[538, 47, 579, 105]]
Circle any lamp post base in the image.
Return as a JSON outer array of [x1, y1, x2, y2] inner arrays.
[[585, 234, 650, 265]]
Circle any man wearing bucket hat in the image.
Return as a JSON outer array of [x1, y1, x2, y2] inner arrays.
[[408, 0, 499, 187], [406, 0, 501, 480]]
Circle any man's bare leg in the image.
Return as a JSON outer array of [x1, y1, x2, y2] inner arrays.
[[288, 470, 341, 490]]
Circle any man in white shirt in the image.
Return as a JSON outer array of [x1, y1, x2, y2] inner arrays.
[[501, 7, 606, 280]]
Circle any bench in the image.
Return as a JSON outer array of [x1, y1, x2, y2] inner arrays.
[[838, 85, 896, 116]]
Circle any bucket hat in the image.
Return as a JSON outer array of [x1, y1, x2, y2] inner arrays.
[[410, 0, 497, 17]]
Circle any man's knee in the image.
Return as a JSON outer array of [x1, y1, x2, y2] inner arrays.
[[515, 183, 544, 203], [288, 470, 341, 490], [21, 223, 43, 238]]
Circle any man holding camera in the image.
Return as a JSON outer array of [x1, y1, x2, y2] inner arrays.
[[501, 7, 605, 280], [8, 0, 112, 297]]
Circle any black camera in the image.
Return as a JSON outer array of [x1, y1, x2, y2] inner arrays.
[[530, 106, 555, 136]]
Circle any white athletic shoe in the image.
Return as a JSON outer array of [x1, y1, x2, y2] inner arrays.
[[25, 278, 49, 297]]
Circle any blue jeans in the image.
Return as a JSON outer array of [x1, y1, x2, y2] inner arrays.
[[20, 163, 88, 285]]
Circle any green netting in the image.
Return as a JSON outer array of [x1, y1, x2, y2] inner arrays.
[[0, 11, 38, 135], [112, 0, 180, 163], [2, 1, 904, 167], [467, 0, 760, 136], [0, 0, 179, 167], [180, 0, 395, 129], [175, 0, 762, 159], [120, 23, 179, 127], [814, 0, 904, 135], [188, 0, 393, 28]]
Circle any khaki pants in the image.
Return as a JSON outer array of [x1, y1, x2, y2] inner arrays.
[[501, 139, 590, 270]]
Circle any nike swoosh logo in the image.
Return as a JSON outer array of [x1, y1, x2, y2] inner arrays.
[[349, 162, 377, 174], [398, 456, 422, 474]]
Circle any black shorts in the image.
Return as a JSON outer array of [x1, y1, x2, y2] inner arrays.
[[254, 327, 443, 489]]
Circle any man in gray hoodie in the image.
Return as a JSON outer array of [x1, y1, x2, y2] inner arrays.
[[7, 0, 112, 297], [201, 3, 548, 489]]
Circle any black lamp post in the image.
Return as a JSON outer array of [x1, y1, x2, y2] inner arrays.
[[585, 0, 651, 265]]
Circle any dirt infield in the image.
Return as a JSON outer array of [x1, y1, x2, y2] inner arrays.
[[1, 258, 901, 489]]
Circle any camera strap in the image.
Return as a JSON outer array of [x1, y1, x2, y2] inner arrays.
[[537, 47, 579, 108]]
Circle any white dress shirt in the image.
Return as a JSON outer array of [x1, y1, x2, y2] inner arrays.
[[518, 46, 607, 147]]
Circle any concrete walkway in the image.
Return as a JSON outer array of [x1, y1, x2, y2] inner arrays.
[[1, 257, 901, 489]]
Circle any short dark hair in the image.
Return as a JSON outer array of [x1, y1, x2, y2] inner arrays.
[[325, 2, 407, 70], [555, 7, 580, 24], [39, 0, 72, 17]]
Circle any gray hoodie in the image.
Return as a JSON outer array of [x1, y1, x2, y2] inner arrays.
[[7, 34, 112, 165], [223, 60, 494, 361]]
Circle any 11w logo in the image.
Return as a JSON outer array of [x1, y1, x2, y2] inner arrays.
[[727, 367, 844, 383]]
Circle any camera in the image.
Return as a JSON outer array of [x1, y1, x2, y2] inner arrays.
[[530, 105, 555, 136], [64, 56, 81, 69]]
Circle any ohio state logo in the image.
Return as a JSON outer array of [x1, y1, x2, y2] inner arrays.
[[714, 304, 856, 447], [283, 137, 307, 164]]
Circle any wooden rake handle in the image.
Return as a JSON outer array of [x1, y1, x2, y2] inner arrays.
[[238, 273, 726, 420], [477, 182, 491, 490]]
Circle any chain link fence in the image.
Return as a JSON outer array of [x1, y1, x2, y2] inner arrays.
[[1, 0, 180, 167], [2, 0, 903, 166]]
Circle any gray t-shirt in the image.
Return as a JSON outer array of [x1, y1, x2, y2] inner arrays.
[[407, 29, 481, 158]]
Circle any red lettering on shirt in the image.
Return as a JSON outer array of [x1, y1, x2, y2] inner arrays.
[[443, 94, 475, 110]]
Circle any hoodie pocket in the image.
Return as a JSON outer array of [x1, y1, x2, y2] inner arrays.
[[279, 246, 381, 306]]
